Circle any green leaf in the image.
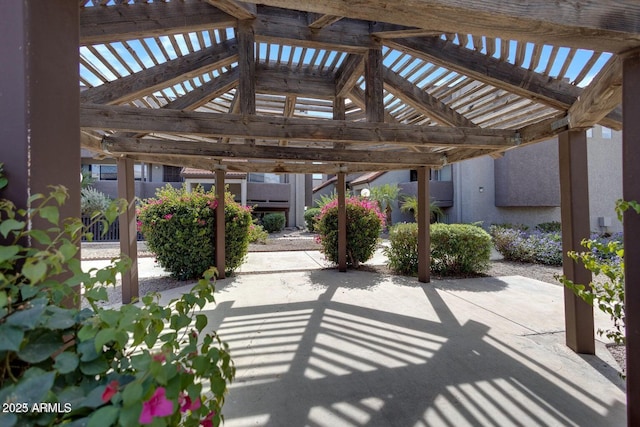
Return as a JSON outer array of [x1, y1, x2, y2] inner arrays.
[[54, 352, 79, 374], [0, 412, 17, 427], [6, 298, 47, 330], [14, 368, 55, 405], [28, 229, 52, 245], [0, 291, 7, 309], [78, 338, 100, 362], [60, 241, 79, 261], [39, 205, 60, 225], [22, 259, 48, 284], [87, 405, 119, 427], [80, 357, 109, 376], [18, 329, 63, 363], [195, 314, 208, 332], [0, 324, 24, 352], [78, 385, 108, 410], [119, 402, 143, 427], [122, 381, 143, 407], [45, 306, 77, 329], [0, 245, 20, 263], [0, 219, 25, 238], [94, 328, 117, 353], [0, 176, 8, 190]]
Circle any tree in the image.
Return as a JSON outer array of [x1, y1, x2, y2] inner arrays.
[[370, 184, 400, 227], [400, 195, 443, 223]]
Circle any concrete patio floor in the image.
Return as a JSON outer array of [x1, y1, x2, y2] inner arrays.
[[147, 252, 627, 427]]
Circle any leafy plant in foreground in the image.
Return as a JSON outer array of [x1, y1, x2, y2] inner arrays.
[[0, 165, 234, 427]]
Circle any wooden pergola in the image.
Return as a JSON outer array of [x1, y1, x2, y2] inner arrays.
[[2, 1, 640, 424]]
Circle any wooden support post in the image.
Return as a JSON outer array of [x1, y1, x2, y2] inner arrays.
[[117, 158, 139, 304], [417, 166, 431, 283], [365, 45, 384, 123], [0, 2, 80, 304], [333, 96, 346, 149], [238, 19, 256, 145], [215, 169, 226, 279], [338, 172, 347, 272], [558, 130, 594, 354], [623, 51, 640, 426]]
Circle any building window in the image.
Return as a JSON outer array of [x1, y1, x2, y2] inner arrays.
[[249, 173, 282, 183], [430, 165, 452, 181], [163, 166, 183, 182], [99, 165, 117, 181], [602, 127, 612, 139], [586, 128, 593, 138]]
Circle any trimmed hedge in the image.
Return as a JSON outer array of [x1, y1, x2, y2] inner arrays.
[[262, 212, 286, 233], [304, 207, 321, 232], [316, 197, 384, 268], [385, 223, 419, 275], [138, 185, 252, 279], [385, 223, 492, 275]]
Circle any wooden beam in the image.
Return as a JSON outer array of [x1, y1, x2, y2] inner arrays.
[[348, 86, 396, 124], [80, 1, 236, 45], [279, 95, 296, 146], [417, 166, 430, 283], [240, 0, 640, 52], [569, 57, 623, 130], [382, 67, 477, 128], [335, 54, 364, 98], [102, 137, 444, 166], [337, 172, 347, 272], [559, 130, 594, 354], [215, 168, 226, 279], [308, 13, 342, 30], [163, 68, 239, 111], [256, 64, 335, 98], [387, 37, 622, 129], [365, 46, 384, 123], [333, 96, 346, 149], [205, 0, 256, 20], [80, 39, 238, 105], [370, 23, 444, 39], [117, 157, 139, 304], [254, 7, 372, 52], [81, 104, 519, 148], [238, 20, 256, 145]]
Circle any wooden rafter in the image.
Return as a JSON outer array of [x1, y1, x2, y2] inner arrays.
[[80, 1, 235, 45], [382, 67, 477, 128], [80, 104, 518, 149], [256, 64, 335, 98], [335, 54, 364, 98], [308, 13, 342, 30], [205, 0, 256, 20], [239, 0, 640, 52], [80, 39, 238, 105], [386, 37, 623, 130]]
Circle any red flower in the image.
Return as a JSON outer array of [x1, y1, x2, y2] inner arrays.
[[178, 393, 201, 413], [139, 387, 174, 424], [152, 352, 166, 363], [201, 411, 216, 427], [101, 380, 119, 402]]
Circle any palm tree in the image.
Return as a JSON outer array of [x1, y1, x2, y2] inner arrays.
[[400, 195, 443, 223], [370, 184, 400, 227]]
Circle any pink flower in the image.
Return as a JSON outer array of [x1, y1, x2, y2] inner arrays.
[[197, 219, 206, 226], [163, 214, 173, 220], [139, 387, 174, 424], [136, 220, 143, 232], [152, 352, 166, 363], [201, 411, 216, 427], [207, 199, 218, 210], [178, 393, 201, 413], [101, 380, 119, 402]]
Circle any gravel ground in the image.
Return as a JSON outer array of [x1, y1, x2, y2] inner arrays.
[[81, 230, 625, 374]]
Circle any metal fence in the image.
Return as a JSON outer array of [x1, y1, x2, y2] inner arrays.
[[81, 216, 144, 242]]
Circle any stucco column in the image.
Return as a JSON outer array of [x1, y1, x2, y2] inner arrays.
[[558, 130, 594, 354]]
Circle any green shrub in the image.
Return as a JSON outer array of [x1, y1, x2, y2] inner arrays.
[[0, 165, 234, 427], [431, 223, 492, 275], [385, 223, 419, 275], [80, 187, 111, 215], [490, 225, 563, 266], [316, 197, 384, 268], [536, 221, 561, 233], [138, 185, 251, 279], [262, 213, 286, 233], [304, 207, 321, 232], [248, 222, 268, 244]]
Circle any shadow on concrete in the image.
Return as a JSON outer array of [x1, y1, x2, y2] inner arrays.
[[200, 276, 625, 427]]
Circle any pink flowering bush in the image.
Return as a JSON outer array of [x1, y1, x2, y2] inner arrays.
[[0, 166, 234, 427], [315, 197, 384, 267], [138, 185, 252, 279]]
